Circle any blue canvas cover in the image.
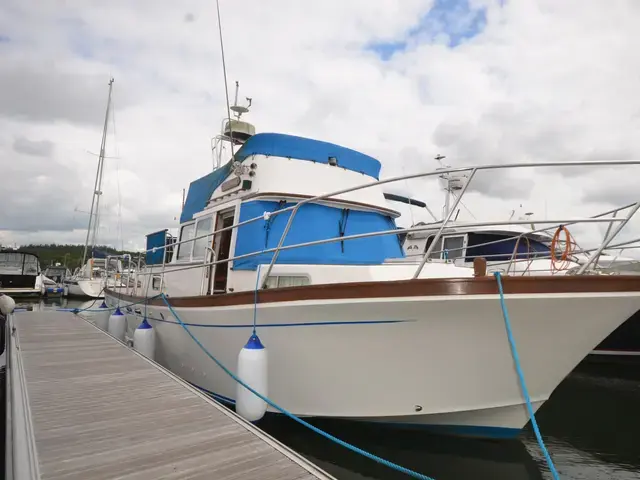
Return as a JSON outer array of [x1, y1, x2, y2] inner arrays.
[[233, 200, 404, 270], [235, 133, 382, 179], [91, 248, 110, 259], [145, 229, 168, 265], [180, 161, 233, 224]]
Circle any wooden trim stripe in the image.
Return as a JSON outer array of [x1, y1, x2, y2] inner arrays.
[[105, 274, 640, 309]]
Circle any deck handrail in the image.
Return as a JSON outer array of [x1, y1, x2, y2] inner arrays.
[[129, 161, 640, 259], [104, 160, 640, 289], [115, 217, 632, 281]]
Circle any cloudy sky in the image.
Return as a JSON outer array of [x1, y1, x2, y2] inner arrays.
[[1, 0, 639, 256]]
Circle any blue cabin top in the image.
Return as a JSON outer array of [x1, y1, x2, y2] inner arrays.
[[180, 133, 382, 223], [234, 132, 382, 178], [155, 132, 405, 270]]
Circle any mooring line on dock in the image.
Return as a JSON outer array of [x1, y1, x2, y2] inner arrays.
[[494, 271, 561, 480], [159, 293, 436, 480], [57, 292, 163, 314], [56, 286, 106, 313]]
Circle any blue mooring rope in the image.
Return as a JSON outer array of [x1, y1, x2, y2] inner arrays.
[[57, 292, 164, 314], [252, 264, 262, 336], [56, 287, 106, 314], [493, 272, 561, 480], [159, 293, 436, 480]]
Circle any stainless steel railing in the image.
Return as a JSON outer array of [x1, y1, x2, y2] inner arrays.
[[105, 159, 640, 291]]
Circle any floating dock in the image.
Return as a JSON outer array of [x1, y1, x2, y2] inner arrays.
[[5, 310, 333, 480]]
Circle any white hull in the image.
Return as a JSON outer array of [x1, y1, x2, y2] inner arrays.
[[105, 290, 640, 438], [66, 279, 104, 298], [0, 287, 41, 296]]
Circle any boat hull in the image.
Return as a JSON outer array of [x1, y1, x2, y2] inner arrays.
[[0, 273, 43, 297], [66, 279, 104, 298], [0, 288, 41, 298], [105, 287, 640, 438]]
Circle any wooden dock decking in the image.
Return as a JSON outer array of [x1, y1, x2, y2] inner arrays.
[[6, 311, 333, 480]]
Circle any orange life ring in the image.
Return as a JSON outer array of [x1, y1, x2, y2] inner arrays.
[[550, 225, 574, 270]]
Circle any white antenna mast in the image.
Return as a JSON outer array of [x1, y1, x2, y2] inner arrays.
[[211, 81, 254, 170], [434, 154, 451, 219], [215, 0, 234, 157], [210, 3, 255, 171], [435, 154, 469, 221], [230, 80, 252, 121]]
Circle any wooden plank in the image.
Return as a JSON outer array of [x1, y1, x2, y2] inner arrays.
[[13, 311, 331, 480]]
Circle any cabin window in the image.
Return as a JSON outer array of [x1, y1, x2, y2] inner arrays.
[[424, 234, 467, 260], [425, 236, 443, 259], [22, 255, 39, 275], [442, 235, 466, 260], [192, 216, 214, 260], [152, 276, 162, 290], [264, 275, 310, 289], [465, 233, 550, 262], [176, 223, 195, 261]]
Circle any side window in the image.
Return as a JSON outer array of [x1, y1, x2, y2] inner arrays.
[[176, 223, 195, 261], [442, 235, 466, 260], [264, 276, 311, 289], [192, 216, 214, 260], [425, 236, 443, 259]]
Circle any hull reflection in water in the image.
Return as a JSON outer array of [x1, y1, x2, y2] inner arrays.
[[258, 416, 543, 480], [527, 364, 640, 476]]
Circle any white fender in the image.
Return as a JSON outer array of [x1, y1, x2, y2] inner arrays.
[[0, 294, 16, 315], [133, 318, 155, 359], [235, 334, 268, 422], [108, 307, 126, 341], [95, 301, 110, 331]]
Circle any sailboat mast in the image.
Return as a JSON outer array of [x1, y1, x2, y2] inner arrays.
[[81, 78, 114, 267]]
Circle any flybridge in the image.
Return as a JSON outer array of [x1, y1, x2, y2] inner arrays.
[[179, 132, 383, 224], [232, 132, 382, 179]]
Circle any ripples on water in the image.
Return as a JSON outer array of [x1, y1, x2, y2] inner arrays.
[[23, 298, 640, 480]]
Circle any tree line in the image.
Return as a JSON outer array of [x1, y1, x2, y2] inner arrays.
[[1, 244, 141, 270]]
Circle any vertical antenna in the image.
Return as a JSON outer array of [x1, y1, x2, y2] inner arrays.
[[215, 0, 235, 157], [233, 80, 240, 115], [435, 154, 450, 220]]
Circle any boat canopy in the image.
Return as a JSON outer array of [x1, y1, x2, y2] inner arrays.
[[233, 199, 404, 270], [180, 161, 234, 224]]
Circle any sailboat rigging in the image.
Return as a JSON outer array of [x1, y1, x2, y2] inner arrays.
[[82, 77, 114, 267], [65, 78, 123, 298]]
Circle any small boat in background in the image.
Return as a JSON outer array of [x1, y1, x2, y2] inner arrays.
[[43, 263, 71, 284], [65, 251, 124, 298], [0, 250, 44, 297]]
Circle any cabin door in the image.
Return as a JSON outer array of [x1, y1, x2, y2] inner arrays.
[[208, 209, 235, 295]]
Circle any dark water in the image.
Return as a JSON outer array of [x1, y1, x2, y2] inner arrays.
[[17, 298, 640, 480], [259, 367, 640, 480]]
